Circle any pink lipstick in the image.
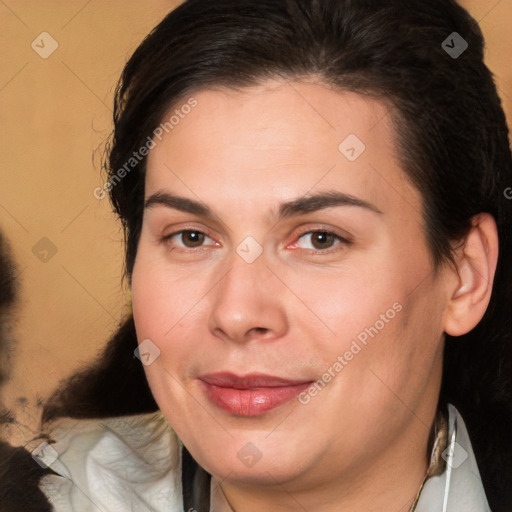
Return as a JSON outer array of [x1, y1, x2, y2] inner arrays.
[[199, 372, 313, 416]]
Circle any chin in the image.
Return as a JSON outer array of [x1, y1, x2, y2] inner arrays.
[[197, 434, 312, 483]]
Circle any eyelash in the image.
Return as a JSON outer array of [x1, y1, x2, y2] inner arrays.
[[291, 228, 351, 253], [160, 226, 351, 255]]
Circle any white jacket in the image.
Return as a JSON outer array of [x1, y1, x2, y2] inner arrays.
[[33, 404, 491, 512]]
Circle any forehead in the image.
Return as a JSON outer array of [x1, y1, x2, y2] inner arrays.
[[144, 80, 421, 219]]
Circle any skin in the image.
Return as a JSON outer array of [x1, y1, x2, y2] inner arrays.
[[130, 79, 497, 511]]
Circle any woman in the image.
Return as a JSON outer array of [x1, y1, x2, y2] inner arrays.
[[2, 0, 510, 510]]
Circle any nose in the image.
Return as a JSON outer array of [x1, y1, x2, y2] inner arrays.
[[207, 250, 288, 345]]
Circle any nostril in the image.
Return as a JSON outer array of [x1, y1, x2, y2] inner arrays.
[[247, 327, 269, 338]]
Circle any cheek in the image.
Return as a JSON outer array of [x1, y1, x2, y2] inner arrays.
[[287, 263, 404, 360], [355, 277, 446, 414], [295, 255, 444, 401], [131, 248, 209, 340], [131, 262, 196, 411], [130, 248, 219, 406]]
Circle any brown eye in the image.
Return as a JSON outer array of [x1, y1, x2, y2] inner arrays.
[[295, 230, 349, 251], [179, 230, 206, 247], [164, 229, 214, 249], [310, 232, 336, 249]]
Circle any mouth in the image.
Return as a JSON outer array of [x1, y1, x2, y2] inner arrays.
[[198, 372, 314, 416]]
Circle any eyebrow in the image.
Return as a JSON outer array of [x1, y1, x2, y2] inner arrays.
[[143, 189, 382, 220]]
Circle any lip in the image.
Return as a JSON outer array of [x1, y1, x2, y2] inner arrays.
[[199, 372, 314, 416], [200, 372, 312, 388]]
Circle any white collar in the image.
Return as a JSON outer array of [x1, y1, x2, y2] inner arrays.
[[415, 404, 491, 512], [36, 404, 490, 511], [36, 412, 183, 511]]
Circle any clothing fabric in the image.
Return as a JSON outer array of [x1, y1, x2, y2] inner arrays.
[[35, 404, 491, 511], [416, 404, 491, 512]]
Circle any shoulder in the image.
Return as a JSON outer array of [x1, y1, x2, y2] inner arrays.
[[1, 411, 212, 512], [34, 412, 184, 512]]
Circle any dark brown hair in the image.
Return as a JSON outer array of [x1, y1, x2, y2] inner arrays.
[[84, 0, 512, 508]]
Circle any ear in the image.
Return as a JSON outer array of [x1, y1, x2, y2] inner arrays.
[[443, 213, 499, 337]]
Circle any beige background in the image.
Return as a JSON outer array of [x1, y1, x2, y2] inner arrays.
[[1, 0, 511, 446]]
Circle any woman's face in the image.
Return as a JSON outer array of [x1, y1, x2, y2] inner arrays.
[[131, 80, 451, 490]]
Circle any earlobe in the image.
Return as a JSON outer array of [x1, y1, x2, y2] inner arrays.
[[444, 213, 499, 337]]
